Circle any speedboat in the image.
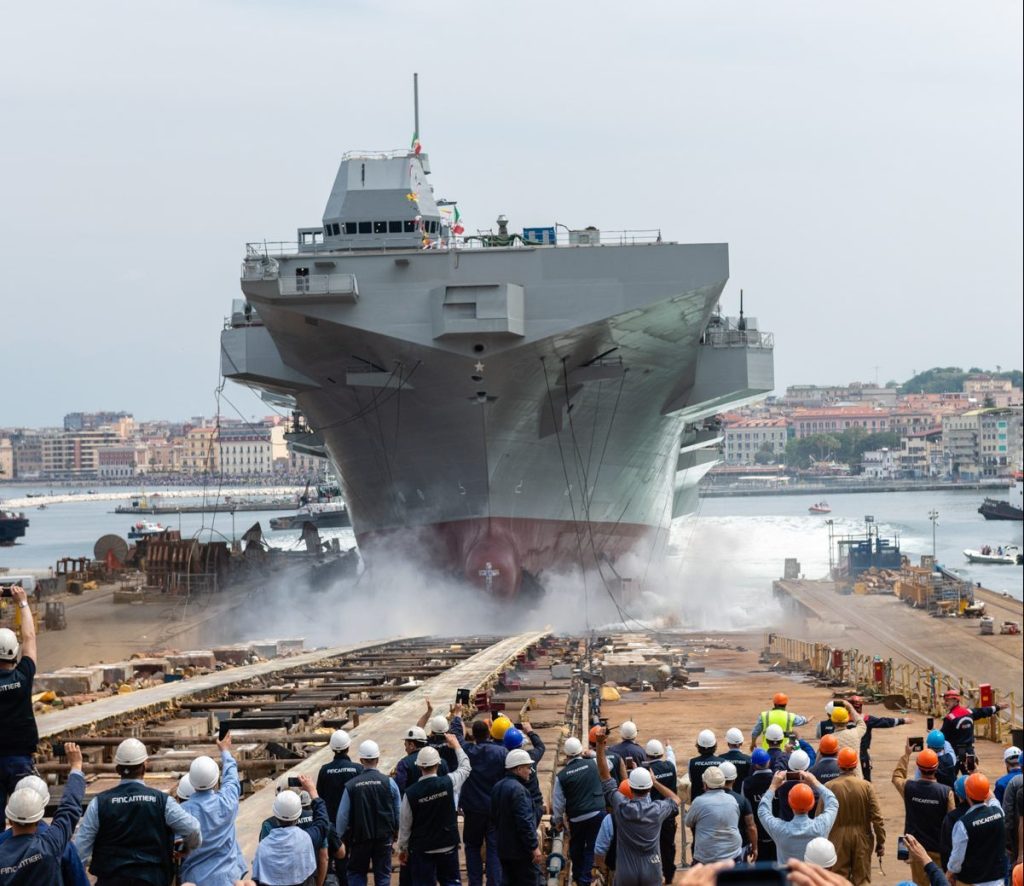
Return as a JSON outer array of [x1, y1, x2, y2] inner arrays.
[[808, 501, 831, 514], [963, 545, 1023, 565], [128, 521, 169, 540]]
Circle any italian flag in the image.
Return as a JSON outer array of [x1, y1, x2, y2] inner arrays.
[[452, 206, 464, 236], [410, 131, 422, 155]]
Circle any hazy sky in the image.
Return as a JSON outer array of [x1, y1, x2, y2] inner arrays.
[[2, 1, 1021, 427]]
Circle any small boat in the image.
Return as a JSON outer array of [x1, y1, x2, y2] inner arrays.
[[128, 521, 170, 540], [963, 545, 1023, 565], [270, 502, 350, 531], [808, 501, 831, 514], [36, 504, 47, 510]]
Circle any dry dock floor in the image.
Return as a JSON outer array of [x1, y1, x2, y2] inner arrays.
[[776, 580, 1023, 697]]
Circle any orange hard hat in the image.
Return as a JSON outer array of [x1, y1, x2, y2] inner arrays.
[[589, 725, 602, 745], [917, 749, 939, 771], [773, 692, 789, 706], [819, 735, 839, 756], [837, 747, 858, 769], [618, 778, 633, 799], [1012, 862, 1022, 886], [965, 773, 990, 802], [788, 782, 815, 814]]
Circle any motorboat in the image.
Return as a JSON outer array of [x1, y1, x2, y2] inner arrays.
[[128, 521, 170, 540], [808, 501, 831, 514], [963, 544, 1023, 565]]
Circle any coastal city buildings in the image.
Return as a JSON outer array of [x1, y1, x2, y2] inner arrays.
[[1, 374, 1020, 483]]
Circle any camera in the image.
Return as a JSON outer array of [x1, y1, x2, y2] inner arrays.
[[456, 688, 471, 705], [0, 586, 14, 598], [287, 776, 301, 787], [717, 864, 789, 883], [785, 771, 802, 781], [896, 836, 909, 861], [908, 736, 924, 752]]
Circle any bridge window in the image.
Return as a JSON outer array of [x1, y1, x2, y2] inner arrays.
[[358, 222, 371, 234], [373, 221, 387, 234], [388, 220, 403, 233], [404, 220, 417, 232], [344, 222, 358, 235]]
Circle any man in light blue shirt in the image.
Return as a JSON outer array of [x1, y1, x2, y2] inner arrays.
[[180, 733, 248, 886], [684, 766, 743, 864], [756, 769, 838, 863], [253, 777, 331, 886]]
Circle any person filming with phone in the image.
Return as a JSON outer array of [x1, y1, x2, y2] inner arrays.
[[0, 585, 39, 813], [756, 767, 838, 864]]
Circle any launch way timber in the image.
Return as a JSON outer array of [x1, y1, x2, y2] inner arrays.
[[221, 128, 774, 597]]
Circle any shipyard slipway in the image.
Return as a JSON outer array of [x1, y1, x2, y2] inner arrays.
[[221, 146, 774, 597]]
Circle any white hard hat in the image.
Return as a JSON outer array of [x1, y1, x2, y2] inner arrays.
[[0, 628, 19, 662], [428, 715, 449, 735], [189, 755, 220, 791], [330, 730, 352, 752], [765, 724, 785, 742], [505, 748, 533, 769], [719, 761, 738, 782], [15, 776, 49, 805], [788, 749, 811, 772], [620, 721, 638, 740], [804, 837, 838, 868], [564, 737, 583, 757], [358, 740, 380, 760], [726, 728, 744, 745], [628, 767, 654, 790], [114, 738, 149, 766], [824, 701, 835, 716], [416, 747, 441, 768], [405, 726, 427, 743], [645, 739, 665, 758], [5, 787, 46, 824], [177, 775, 195, 800], [1004, 746, 1022, 762], [702, 766, 726, 789], [697, 729, 716, 749], [273, 789, 303, 821], [299, 790, 312, 806]]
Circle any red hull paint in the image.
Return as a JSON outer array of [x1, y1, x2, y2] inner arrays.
[[357, 517, 656, 597]]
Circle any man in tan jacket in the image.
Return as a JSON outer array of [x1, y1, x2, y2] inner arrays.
[[827, 748, 885, 884], [831, 700, 868, 779]]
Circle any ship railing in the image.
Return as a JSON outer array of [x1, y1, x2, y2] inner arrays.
[[339, 148, 414, 162], [278, 274, 359, 298], [700, 328, 774, 350]]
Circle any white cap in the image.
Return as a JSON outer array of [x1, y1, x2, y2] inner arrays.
[[765, 724, 785, 742], [804, 837, 838, 868], [505, 748, 533, 769], [177, 775, 195, 800], [824, 701, 835, 716], [697, 729, 716, 749], [725, 728, 744, 745], [14, 776, 49, 805], [330, 730, 352, 752], [702, 766, 726, 789], [1004, 746, 1022, 762], [358, 740, 380, 760], [788, 749, 811, 772], [645, 739, 665, 758], [564, 737, 583, 757], [189, 755, 220, 790], [273, 789, 303, 821], [428, 715, 449, 735], [719, 761, 738, 782], [416, 747, 441, 768], [620, 721, 638, 740], [4, 788, 45, 824], [405, 726, 428, 743], [299, 790, 312, 806], [114, 738, 149, 766], [0, 628, 19, 662]]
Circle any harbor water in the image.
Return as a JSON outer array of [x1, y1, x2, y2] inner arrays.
[[2, 485, 1020, 613]]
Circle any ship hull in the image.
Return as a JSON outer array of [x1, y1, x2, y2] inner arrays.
[[225, 240, 773, 595]]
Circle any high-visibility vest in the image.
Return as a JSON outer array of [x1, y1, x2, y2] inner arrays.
[[758, 709, 795, 748]]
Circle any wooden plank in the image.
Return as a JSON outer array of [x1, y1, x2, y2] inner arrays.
[[234, 630, 549, 860]]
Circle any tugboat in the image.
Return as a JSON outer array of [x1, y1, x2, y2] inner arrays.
[[978, 472, 1024, 521], [0, 505, 29, 546], [808, 501, 832, 514]]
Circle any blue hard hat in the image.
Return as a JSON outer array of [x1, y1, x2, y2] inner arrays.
[[751, 749, 770, 767], [502, 727, 525, 750], [953, 775, 967, 800], [926, 730, 945, 750]]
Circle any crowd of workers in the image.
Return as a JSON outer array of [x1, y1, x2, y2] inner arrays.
[[1, 588, 1022, 886]]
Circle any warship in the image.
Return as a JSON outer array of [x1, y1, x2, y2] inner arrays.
[[221, 88, 774, 598]]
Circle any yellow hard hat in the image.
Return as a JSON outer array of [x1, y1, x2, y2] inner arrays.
[[490, 716, 512, 740], [831, 706, 849, 724]]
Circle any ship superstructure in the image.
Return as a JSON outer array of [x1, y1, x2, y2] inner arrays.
[[221, 142, 774, 597]]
